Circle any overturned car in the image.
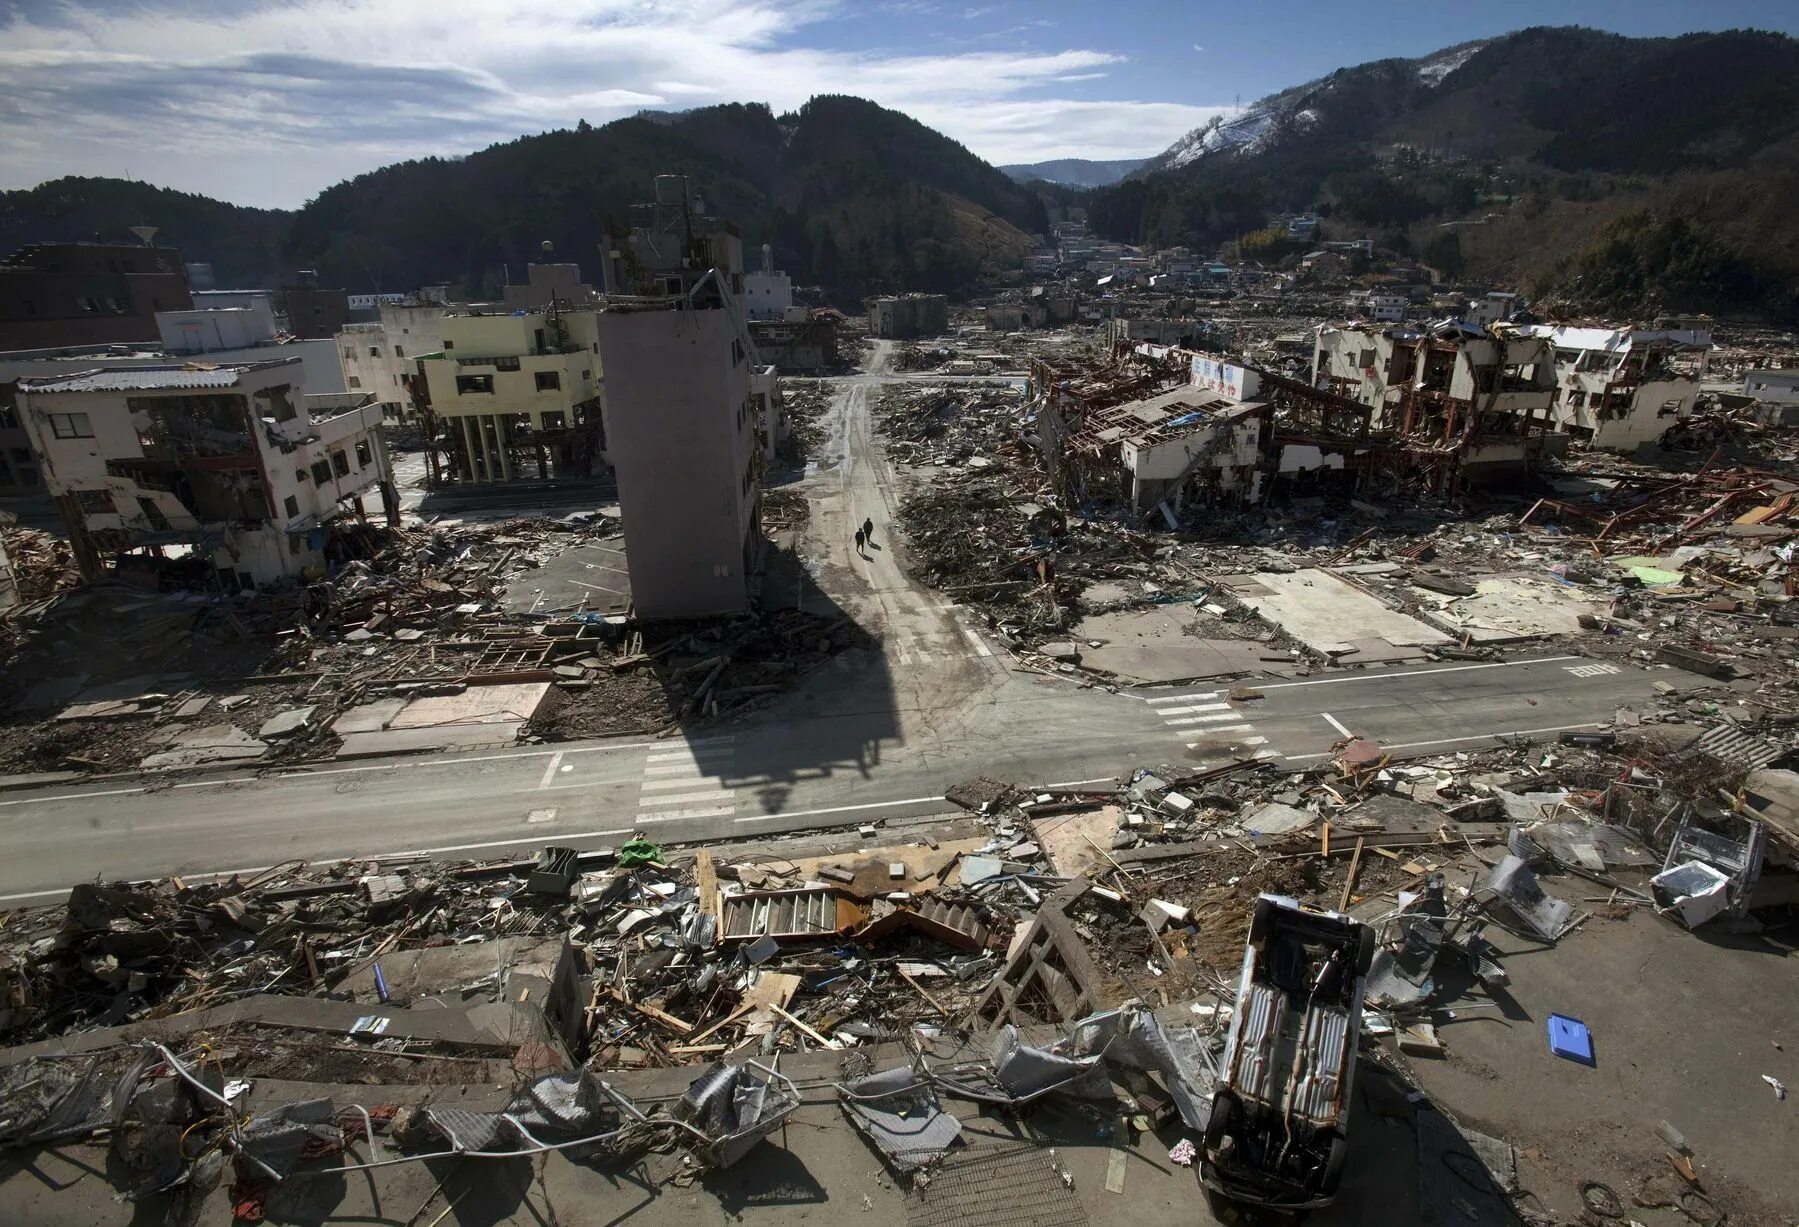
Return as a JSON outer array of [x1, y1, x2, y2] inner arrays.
[[1201, 894, 1373, 1213]]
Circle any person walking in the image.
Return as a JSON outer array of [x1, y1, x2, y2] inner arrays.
[[854, 528, 865, 557], [863, 516, 875, 545]]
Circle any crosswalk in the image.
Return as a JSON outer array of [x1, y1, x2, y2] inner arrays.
[[634, 736, 738, 824], [1143, 690, 1280, 763]]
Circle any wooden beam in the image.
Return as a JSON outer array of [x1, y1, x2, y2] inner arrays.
[[694, 850, 719, 922], [1338, 837, 1366, 912], [769, 1003, 841, 1049]]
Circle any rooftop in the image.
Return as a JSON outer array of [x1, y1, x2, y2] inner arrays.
[[1080, 384, 1265, 447], [18, 359, 296, 394]]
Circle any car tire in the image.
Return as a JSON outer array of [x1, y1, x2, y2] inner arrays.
[[1356, 925, 1377, 975], [1248, 898, 1273, 944], [1204, 1091, 1236, 1154], [1321, 1132, 1348, 1195]]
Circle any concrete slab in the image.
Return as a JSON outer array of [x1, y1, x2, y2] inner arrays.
[[388, 682, 553, 730], [257, 706, 316, 739], [504, 542, 631, 616], [334, 722, 525, 759], [1074, 607, 1289, 684], [1031, 805, 1122, 877], [139, 724, 266, 770], [1415, 574, 1600, 643], [329, 697, 407, 735], [1218, 570, 1450, 656], [1242, 801, 1316, 835]]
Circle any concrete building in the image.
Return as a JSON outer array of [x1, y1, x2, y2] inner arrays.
[[1742, 368, 1799, 405], [502, 263, 597, 311], [414, 307, 605, 483], [0, 243, 193, 351], [867, 294, 948, 339], [14, 359, 394, 588], [279, 280, 350, 339], [748, 316, 837, 372], [1464, 291, 1523, 329], [1314, 323, 1559, 476], [1360, 293, 1408, 324], [1076, 385, 1269, 515], [336, 302, 449, 420], [0, 383, 41, 495], [1522, 324, 1711, 451], [156, 299, 279, 354], [595, 300, 761, 619], [744, 245, 793, 321]]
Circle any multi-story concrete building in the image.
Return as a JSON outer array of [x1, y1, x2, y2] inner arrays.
[[0, 243, 193, 351], [867, 294, 948, 339], [278, 280, 350, 339], [336, 302, 449, 420], [1314, 323, 1559, 477], [1522, 324, 1711, 451], [414, 307, 604, 483], [13, 358, 394, 588], [502, 263, 597, 311], [156, 298, 279, 354], [595, 299, 761, 619]]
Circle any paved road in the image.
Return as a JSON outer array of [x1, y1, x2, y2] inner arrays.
[[0, 357, 1663, 901]]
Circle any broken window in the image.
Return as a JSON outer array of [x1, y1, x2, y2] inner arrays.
[[48, 412, 93, 439], [283, 494, 299, 518], [330, 449, 349, 477], [254, 385, 297, 423], [342, 347, 355, 361], [394, 345, 404, 358], [455, 375, 494, 394], [348, 376, 362, 388], [535, 370, 560, 391], [493, 356, 521, 372], [355, 439, 372, 467], [137, 497, 169, 531], [75, 488, 113, 514], [368, 345, 380, 358], [310, 459, 331, 484], [540, 410, 566, 430]]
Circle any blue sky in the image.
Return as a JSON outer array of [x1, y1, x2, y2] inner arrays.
[[2, 0, 1795, 208]]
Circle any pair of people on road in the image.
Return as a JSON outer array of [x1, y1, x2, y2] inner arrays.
[[854, 516, 875, 557]]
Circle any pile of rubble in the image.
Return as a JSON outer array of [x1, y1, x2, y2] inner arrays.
[[0, 515, 861, 775], [776, 379, 833, 463], [0, 526, 81, 607], [874, 381, 1024, 466]]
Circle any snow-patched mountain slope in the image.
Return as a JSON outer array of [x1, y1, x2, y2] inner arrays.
[[1135, 39, 1492, 179]]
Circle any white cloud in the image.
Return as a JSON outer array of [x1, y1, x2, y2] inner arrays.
[[0, 0, 1227, 206]]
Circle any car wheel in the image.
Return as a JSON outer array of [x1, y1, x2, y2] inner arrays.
[[1356, 925, 1377, 975], [1321, 1132, 1348, 1195], [1248, 898, 1273, 943]]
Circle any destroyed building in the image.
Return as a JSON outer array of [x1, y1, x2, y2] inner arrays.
[[599, 174, 745, 300], [13, 358, 397, 588], [1520, 323, 1711, 451], [334, 300, 449, 421], [1313, 322, 1561, 480], [868, 293, 948, 339], [413, 305, 605, 484]]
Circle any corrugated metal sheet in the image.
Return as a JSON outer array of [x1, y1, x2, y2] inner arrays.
[[21, 365, 263, 393], [1693, 724, 1786, 770]]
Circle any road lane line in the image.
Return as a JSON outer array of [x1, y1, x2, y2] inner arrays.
[[1172, 712, 1251, 725], [1252, 656, 1582, 691], [1282, 721, 1607, 761], [535, 751, 565, 791], [642, 763, 707, 776], [0, 786, 147, 808], [1158, 703, 1231, 717], [733, 794, 946, 823], [1147, 692, 1219, 705], [961, 628, 993, 657], [1321, 712, 1353, 737], [1241, 737, 1269, 746]]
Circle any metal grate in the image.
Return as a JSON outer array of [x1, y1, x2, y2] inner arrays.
[[906, 1143, 1089, 1227]]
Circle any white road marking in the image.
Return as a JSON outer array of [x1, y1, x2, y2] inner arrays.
[[1320, 712, 1354, 737], [1147, 692, 1219, 705], [1252, 656, 1582, 691], [1565, 662, 1621, 678], [535, 751, 565, 791], [1158, 703, 1232, 717], [1172, 711, 1251, 725], [961, 628, 993, 657], [637, 805, 737, 823], [643, 763, 708, 776], [1241, 736, 1269, 746], [639, 775, 728, 793], [637, 789, 735, 808], [1282, 721, 1608, 761], [1042, 776, 1120, 788], [734, 794, 946, 823]]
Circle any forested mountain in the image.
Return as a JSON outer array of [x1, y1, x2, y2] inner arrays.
[[0, 178, 289, 288], [0, 97, 1045, 306], [1000, 158, 1144, 188], [1091, 27, 1799, 322]]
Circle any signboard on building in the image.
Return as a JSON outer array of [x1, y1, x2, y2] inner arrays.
[[1191, 355, 1261, 401]]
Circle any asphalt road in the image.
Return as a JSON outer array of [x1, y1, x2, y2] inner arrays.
[[0, 354, 1663, 901]]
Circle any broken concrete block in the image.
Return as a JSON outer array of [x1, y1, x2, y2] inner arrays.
[[258, 707, 316, 740], [1039, 642, 1082, 661], [1242, 802, 1315, 836]]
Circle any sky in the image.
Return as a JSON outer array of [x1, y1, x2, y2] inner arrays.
[[1, 0, 1796, 209]]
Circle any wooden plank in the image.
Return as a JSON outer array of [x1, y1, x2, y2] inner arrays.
[[607, 988, 692, 1034], [686, 1002, 757, 1044], [897, 967, 950, 1015], [1104, 1145, 1129, 1194], [769, 1003, 841, 1049], [694, 850, 719, 921], [1338, 836, 1366, 912]]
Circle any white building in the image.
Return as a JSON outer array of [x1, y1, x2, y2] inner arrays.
[[1361, 293, 1408, 324], [1743, 368, 1799, 405], [14, 359, 394, 589], [1464, 291, 1522, 329], [156, 299, 279, 354], [743, 245, 794, 322], [336, 302, 449, 420], [1520, 324, 1711, 451]]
